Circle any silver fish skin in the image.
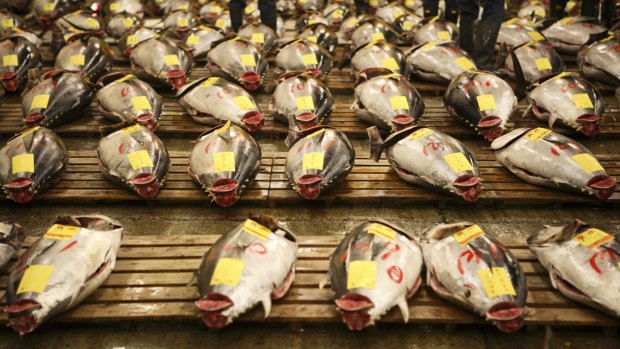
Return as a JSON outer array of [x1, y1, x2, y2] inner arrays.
[[295, 0, 326, 14], [394, 13, 423, 43], [338, 15, 369, 41], [2, 29, 43, 49], [179, 25, 224, 59], [350, 18, 399, 49], [104, 0, 144, 17], [505, 41, 564, 83], [54, 10, 102, 34], [413, 19, 457, 45], [0, 222, 25, 269], [353, 74, 425, 132], [0, 36, 42, 93], [405, 41, 477, 84], [163, 10, 199, 39], [5, 215, 123, 335], [527, 72, 604, 137], [368, 125, 482, 201], [105, 13, 142, 39], [577, 35, 620, 86], [323, 3, 350, 30], [96, 72, 163, 132], [274, 39, 333, 80], [299, 23, 338, 53], [195, 215, 297, 329], [0, 127, 69, 204], [444, 71, 517, 141], [350, 41, 405, 83], [188, 123, 262, 207], [97, 125, 170, 199], [207, 38, 268, 91], [118, 27, 157, 56], [21, 70, 95, 128], [54, 35, 114, 82], [238, 23, 279, 53], [327, 219, 424, 330], [517, 2, 547, 20], [497, 24, 545, 48], [285, 126, 355, 200], [492, 127, 616, 200], [420, 222, 528, 333], [376, 4, 410, 26], [0, 9, 24, 29], [270, 72, 334, 146], [542, 16, 608, 54], [177, 77, 264, 132], [130, 36, 193, 90], [528, 220, 620, 318], [199, 2, 227, 23]]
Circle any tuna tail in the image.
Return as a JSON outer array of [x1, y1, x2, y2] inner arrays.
[[495, 43, 509, 73], [510, 47, 528, 100], [367, 126, 384, 162], [338, 45, 352, 70], [23, 68, 40, 95], [261, 293, 272, 318], [397, 296, 409, 323]]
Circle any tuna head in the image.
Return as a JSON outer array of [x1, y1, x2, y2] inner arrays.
[[299, 23, 338, 53], [413, 18, 456, 45], [207, 38, 267, 91], [118, 27, 157, 56], [238, 23, 279, 53], [542, 17, 609, 54], [0, 36, 42, 93]]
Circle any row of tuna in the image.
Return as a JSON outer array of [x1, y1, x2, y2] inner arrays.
[[2, 215, 618, 335]]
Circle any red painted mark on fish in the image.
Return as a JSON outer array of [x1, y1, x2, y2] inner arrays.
[[118, 143, 124, 153], [351, 241, 371, 253], [422, 140, 443, 156], [204, 143, 210, 154], [381, 242, 400, 260], [120, 86, 133, 97], [216, 87, 231, 98], [387, 265, 403, 284], [550, 144, 568, 156], [59, 240, 78, 253], [248, 241, 267, 255], [457, 249, 481, 275], [589, 248, 617, 274]]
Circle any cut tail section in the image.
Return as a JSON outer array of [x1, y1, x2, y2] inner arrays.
[[367, 126, 384, 162]]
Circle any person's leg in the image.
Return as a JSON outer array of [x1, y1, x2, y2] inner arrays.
[[580, 0, 596, 17], [355, 0, 368, 15], [457, 0, 478, 55], [229, 0, 246, 32], [444, 0, 459, 23], [423, 0, 439, 17], [549, 0, 568, 18], [258, 0, 277, 31], [474, 0, 504, 70]]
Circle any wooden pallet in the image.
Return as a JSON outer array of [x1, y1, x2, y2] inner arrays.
[[0, 235, 618, 328]]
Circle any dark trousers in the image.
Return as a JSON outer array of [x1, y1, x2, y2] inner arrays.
[[457, 0, 504, 22], [550, 0, 616, 26], [423, 0, 459, 21], [229, 0, 277, 32]]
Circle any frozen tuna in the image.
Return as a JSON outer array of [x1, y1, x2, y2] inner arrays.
[[505, 41, 564, 84], [577, 34, 620, 86], [180, 25, 224, 59], [405, 41, 477, 84], [207, 37, 268, 91], [105, 13, 141, 38], [299, 23, 338, 53], [348, 41, 405, 84], [118, 27, 157, 56], [54, 33, 113, 82], [130, 36, 193, 89], [238, 22, 279, 53], [350, 18, 399, 49], [274, 39, 333, 80], [0, 222, 25, 269], [542, 17, 608, 54], [413, 17, 457, 44], [0, 34, 42, 93]]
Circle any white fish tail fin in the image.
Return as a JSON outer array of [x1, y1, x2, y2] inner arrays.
[[318, 272, 330, 289], [547, 113, 559, 128], [261, 293, 272, 318], [397, 296, 409, 323]]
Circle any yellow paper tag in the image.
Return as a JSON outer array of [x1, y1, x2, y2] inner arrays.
[[31, 94, 50, 110], [437, 31, 451, 40], [305, 128, 325, 139], [120, 124, 142, 134], [402, 21, 414, 31], [85, 18, 99, 29], [12, 153, 34, 174], [503, 18, 519, 25], [2, 18, 14, 28], [369, 0, 378, 6], [70, 54, 85, 66], [242, 219, 272, 240], [232, 95, 254, 110], [17, 265, 54, 294], [390, 96, 409, 110], [476, 94, 496, 111], [215, 19, 225, 28], [3, 54, 18, 67], [296, 96, 315, 111], [110, 2, 119, 11], [573, 228, 613, 249], [131, 96, 152, 111], [20, 126, 40, 139], [534, 8, 546, 17], [44, 224, 81, 240], [550, 71, 575, 81], [251, 33, 265, 44], [405, 0, 414, 6], [332, 9, 344, 18], [186, 34, 199, 45], [178, 4, 188, 10], [524, 127, 552, 141], [44, 3, 55, 11], [240, 54, 256, 67], [211, 5, 222, 13], [382, 58, 400, 71], [127, 150, 154, 170], [429, 16, 439, 23], [201, 77, 219, 88], [210, 258, 244, 287], [245, 5, 256, 13], [126, 35, 139, 45], [214, 120, 231, 135], [444, 152, 473, 173], [410, 128, 434, 140], [393, 8, 404, 18], [535, 58, 552, 71], [306, 35, 317, 43], [559, 17, 574, 24], [302, 152, 324, 170], [213, 151, 235, 172], [528, 31, 545, 41], [572, 93, 594, 109], [115, 74, 134, 84], [453, 224, 485, 245], [302, 54, 318, 65], [347, 260, 376, 289], [478, 267, 517, 298], [371, 32, 385, 41], [164, 54, 180, 66], [122, 18, 134, 28], [455, 57, 475, 70], [368, 223, 396, 241], [572, 153, 604, 173], [421, 41, 438, 50], [177, 18, 189, 27]]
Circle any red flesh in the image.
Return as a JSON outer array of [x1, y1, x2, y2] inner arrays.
[[478, 115, 503, 141], [241, 72, 261, 91], [242, 111, 264, 132], [209, 178, 239, 207], [195, 293, 233, 329], [453, 174, 481, 202], [167, 70, 186, 89], [587, 175, 616, 200], [487, 302, 524, 333], [295, 174, 322, 200], [335, 293, 374, 331], [576, 114, 600, 137], [131, 173, 160, 199]]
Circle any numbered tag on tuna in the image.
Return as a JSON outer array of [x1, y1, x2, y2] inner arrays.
[[186, 35, 199, 45], [534, 8, 545, 16], [382, 58, 400, 71], [17, 265, 54, 294], [455, 57, 475, 70], [453, 224, 484, 244], [2, 18, 14, 28], [332, 9, 344, 18], [201, 77, 219, 88], [110, 2, 119, 10], [422, 41, 438, 50], [573, 228, 613, 249], [296, 96, 315, 111], [390, 96, 409, 110], [215, 19, 225, 28], [210, 258, 244, 287], [213, 151, 235, 172], [403, 21, 414, 30], [347, 261, 377, 289], [477, 267, 516, 298], [302, 152, 324, 170], [70, 55, 85, 66], [232, 96, 254, 110], [3, 54, 18, 67], [535, 58, 552, 71], [240, 54, 256, 67], [476, 95, 496, 111], [43, 3, 55, 11], [177, 18, 189, 27], [305, 128, 325, 139], [444, 152, 473, 173], [44, 224, 81, 240], [164, 55, 180, 66], [572, 94, 594, 109], [85, 18, 99, 28], [12, 153, 34, 174], [126, 35, 139, 45], [524, 128, 551, 141], [306, 36, 317, 42], [120, 124, 142, 134], [214, 120, 231, 135], [302, 54, 318, 66], [368, 223, 396, 241], [127, 150, 154, 170], [251, 33, 265, 44], [437, 31, 451, 40], [20, 127, 40, 139], [242, 219, 272, 240], [410, 128, 434, 140], [572, 153, 603, 173], [528, 32, 545, 41], [30, 94, 50, 110], [131, 96, 152, 111], [211, 5, 222, 13], [115, 74, 134, 83], [123, 18, 135, 28], [371, 32, 385, 41]]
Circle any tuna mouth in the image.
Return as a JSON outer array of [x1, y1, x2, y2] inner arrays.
[[335, 293, 374, 331], [137, 114, 158, 132], [23, 113, 45, 126], [131, 173, 160, 199], [240, 72, 261, 91], [295, 174, 322, 200], [195, 293, 234, 329], [576, 114, 600, 137], [208, 178, 239, 207], [453, 174, 481, 202], [487, 302, 524, 333], [175, 27, 191, 38], [1, 71, 19, 92], [392, 114, 414, 131], [6, 299, 41, 335], [296, 112, 318, 129], [587, 175, 616, 200], [242, 111, 264, 132], [167, 70, 186, 89], [4, 178, 34, 204], [478, 115, 503, 141]]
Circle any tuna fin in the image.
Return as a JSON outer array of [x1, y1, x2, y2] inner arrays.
[[24, 68, 41, 94], [186, 272, 198, 287], [284, 130, 301, 148], [397, 296, 409, 323], [367, 126, 384, 162], [265, 80, 276, 94], [338, 53, 351, 70], [261, 293, 272, 318], [318, 273, 330, 289], [510, 47, 528, 100], [547, 113, 558, 128]]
